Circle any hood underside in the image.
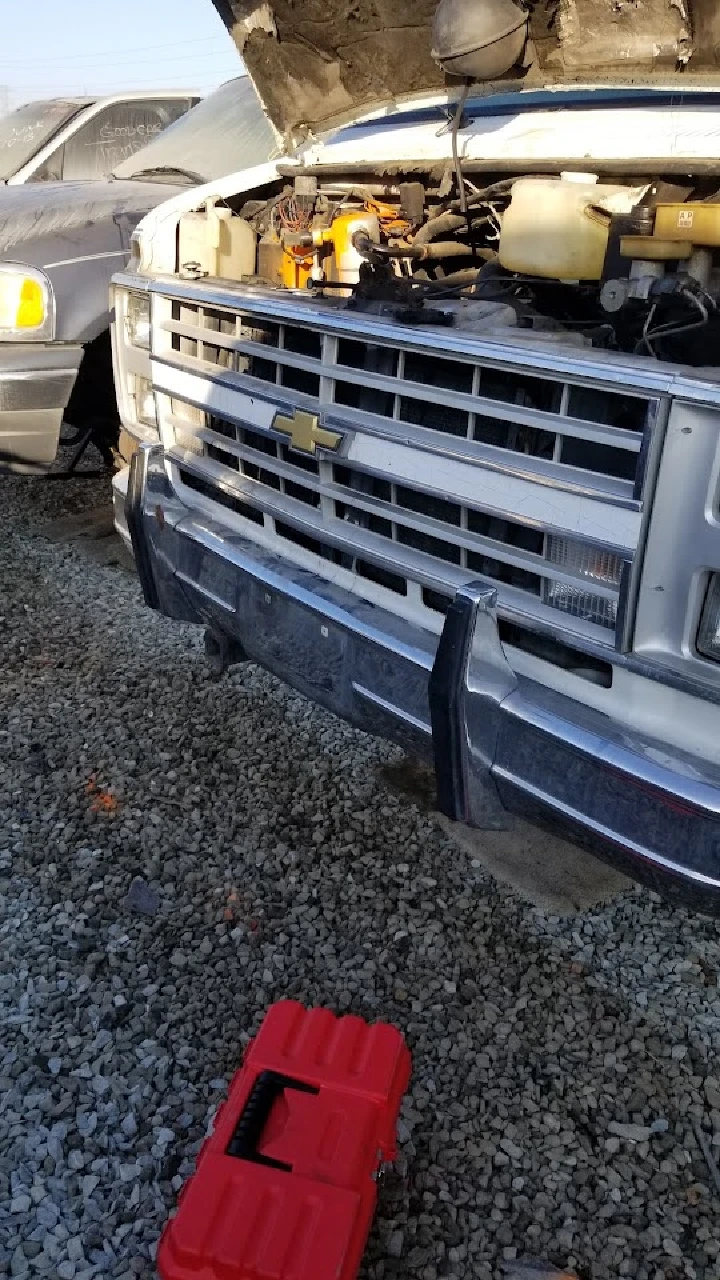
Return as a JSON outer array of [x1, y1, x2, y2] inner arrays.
[[211, 0, 720, 141]]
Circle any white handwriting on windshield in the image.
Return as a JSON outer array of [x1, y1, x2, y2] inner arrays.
[[97, 141, 147, 167], [98, 121, 164, 142], [0, 122, 45, 149]]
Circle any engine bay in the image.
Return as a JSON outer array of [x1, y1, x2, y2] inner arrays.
[[177, 162, 720, 370]]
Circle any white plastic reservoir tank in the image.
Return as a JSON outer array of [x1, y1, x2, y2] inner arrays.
[[499, 173, 648, 281]]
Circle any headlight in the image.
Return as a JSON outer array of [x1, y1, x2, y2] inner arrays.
[[125, 292, 151, 349], [697, 575, 720, 662], [543, 535, 624, 630], [0, 264, 53, 341]]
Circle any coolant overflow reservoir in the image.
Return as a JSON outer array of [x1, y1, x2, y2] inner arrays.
[[178, 198, 256, 281], [499, 176, 648, 281]]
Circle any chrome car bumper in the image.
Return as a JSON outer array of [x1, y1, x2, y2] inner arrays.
[[0, 342, 83, 468], [128, 443, 720, 913]]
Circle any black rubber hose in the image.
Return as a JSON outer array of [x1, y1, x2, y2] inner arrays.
[[422, 268, 488, 289], [353, 231, 419, 260], [413, 212, 468, 245], [445, 175, 559, 215], [452, 81, 472, 230], [421, 241, 495, 261], [353, 230, 494, 264]]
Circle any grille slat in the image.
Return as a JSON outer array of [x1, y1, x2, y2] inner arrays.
[[157, 292, 663, 645]]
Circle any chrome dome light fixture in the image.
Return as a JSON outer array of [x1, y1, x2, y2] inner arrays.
[[432, 0, 529, 80]]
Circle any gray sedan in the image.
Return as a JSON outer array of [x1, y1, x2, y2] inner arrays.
[[0, 78, 277, 470]]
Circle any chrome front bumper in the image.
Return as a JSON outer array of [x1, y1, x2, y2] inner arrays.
[[0, 342, 83, 467], [128, 443, 720, 913]]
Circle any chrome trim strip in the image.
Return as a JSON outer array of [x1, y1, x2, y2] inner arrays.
[[620, 397, 671, 652], [0, 368, 79, 381], [352, 684, 432, 737], [494, 772, 720, 899], [44, 250, 127, 270]]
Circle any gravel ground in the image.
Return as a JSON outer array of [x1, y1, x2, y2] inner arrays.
[[2, 461, 720, 1280]]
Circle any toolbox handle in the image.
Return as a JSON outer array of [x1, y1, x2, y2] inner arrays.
[[226, 1070, 319, 1170]]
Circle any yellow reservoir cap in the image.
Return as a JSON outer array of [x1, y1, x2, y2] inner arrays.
[[620, 236, 693, 261], [654, 203, 720, 247]]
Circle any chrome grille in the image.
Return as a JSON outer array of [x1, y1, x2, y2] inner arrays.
[[152, 284, 666, 650], [177, 414, 618, 621], [166, 300, 647, 485]]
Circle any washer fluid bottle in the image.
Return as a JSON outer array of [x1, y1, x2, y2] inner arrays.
[[499, 173, 648, 281]]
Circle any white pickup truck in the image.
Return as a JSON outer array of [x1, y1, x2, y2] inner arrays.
[[112, 0, 720, 913]]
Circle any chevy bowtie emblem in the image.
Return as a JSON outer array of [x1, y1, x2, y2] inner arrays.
[[273, 408, 341, 456]]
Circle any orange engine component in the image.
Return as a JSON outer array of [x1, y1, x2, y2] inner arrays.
[[281, 250, 313, 290]]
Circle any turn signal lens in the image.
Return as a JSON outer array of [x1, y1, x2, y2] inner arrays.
[[0, 265, 52, 339], [17, 278, 45, 328], [543, 535, 624, 631], [133, 376, 157, 429]]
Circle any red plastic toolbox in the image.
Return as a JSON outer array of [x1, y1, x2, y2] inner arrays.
[[158, 1001, 411, 1280]]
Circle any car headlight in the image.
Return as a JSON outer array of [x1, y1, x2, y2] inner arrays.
[[0, 264, 53, 341], [543, 535, 624, 631], [697, 574, 720, 662], [125, 292, 151, 349]]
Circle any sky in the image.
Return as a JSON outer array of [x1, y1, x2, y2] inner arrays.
[[0, 0, 245, 112]]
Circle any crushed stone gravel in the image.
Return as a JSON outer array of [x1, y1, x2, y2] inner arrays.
[[1, 458, 720, 1280]]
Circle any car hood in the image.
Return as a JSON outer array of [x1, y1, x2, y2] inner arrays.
[[0, 178, 180, 258], [212, 0, 720, 142]]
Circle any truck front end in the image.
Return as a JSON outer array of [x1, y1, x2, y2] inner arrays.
[[111, 1, 720, 911]]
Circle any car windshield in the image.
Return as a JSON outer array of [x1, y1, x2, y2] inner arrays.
[[0, 99, 85, 180], [113, 77, 278, 186]]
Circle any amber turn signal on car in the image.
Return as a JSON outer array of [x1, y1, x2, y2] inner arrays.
[[0, 264, 53, 340]]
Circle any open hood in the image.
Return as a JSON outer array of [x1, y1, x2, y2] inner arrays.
[[211, 0, 720, 142]]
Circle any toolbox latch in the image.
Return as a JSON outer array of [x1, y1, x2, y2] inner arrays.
[[226, 1070, 319, 1171]]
